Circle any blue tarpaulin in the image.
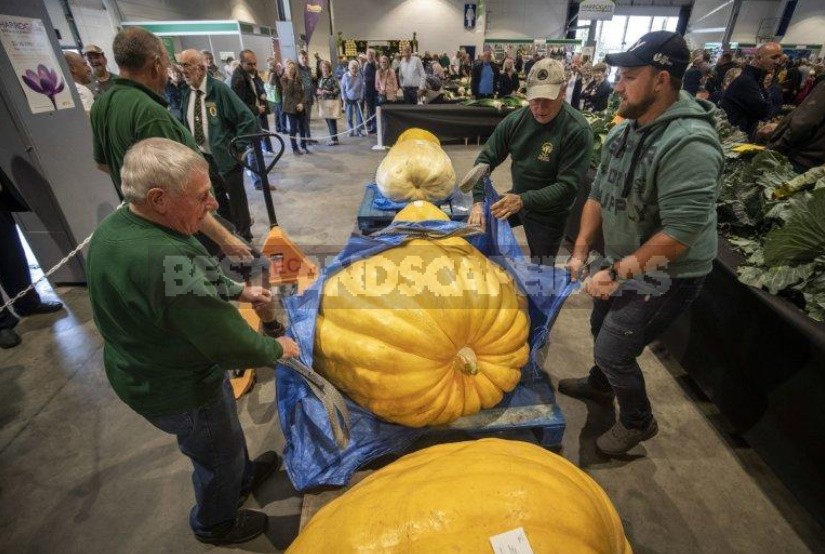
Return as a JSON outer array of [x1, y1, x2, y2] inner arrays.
[[277, 179, 576, 491]]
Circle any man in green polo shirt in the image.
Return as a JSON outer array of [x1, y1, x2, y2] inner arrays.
[[468, 57, 594, 264], [90, 27, 250, 260], [87, 138, 299, 545]]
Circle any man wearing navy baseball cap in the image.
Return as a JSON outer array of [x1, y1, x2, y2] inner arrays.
[[561, 31, 724, 455]]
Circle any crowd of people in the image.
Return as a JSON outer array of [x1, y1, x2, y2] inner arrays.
[[13, 25, 818, 546]]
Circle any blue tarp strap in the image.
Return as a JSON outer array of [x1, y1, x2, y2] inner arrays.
[[281, 358, 351, 449]]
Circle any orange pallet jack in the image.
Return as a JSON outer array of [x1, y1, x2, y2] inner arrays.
[[228, 131, 318, 398]]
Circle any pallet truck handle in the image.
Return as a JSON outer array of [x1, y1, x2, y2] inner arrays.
[[229, 131, 286, 228]]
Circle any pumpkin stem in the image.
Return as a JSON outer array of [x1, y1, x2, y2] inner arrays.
[[456, 347, 478, 375]]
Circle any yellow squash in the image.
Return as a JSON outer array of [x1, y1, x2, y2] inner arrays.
[[375, 138, 456, 202], [287, 438, 633, 554], [396, 127, 440, 145], [314, 201, 529, 427]]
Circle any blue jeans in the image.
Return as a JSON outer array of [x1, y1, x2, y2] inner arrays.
[[587, 276, 706, 429], [345, 99, 364, 133], [143, 377, 253, 536], [325, 117, 339, 141], [245, 149, 265, 189], [268, 101, 284, 132]]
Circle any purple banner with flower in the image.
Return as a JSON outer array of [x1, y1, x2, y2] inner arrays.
[[304, 0, 327, 46], [0, 15, 75, 113]]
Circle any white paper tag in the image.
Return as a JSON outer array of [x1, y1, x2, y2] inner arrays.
[[489, 527, 535, 554]]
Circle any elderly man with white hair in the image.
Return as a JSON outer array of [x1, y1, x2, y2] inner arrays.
[[87, 138, 299, 546], [178, 48, 260, 242]]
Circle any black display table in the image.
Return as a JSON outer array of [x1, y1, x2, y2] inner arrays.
[[660, 237, 825, 526], [378, 104, 508, 146]]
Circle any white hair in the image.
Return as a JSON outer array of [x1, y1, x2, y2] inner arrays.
[[120, 138, 208, 202], [348, 60, 359, 71]]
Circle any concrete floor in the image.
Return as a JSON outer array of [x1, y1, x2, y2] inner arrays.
[[2, 118, 825, 553]]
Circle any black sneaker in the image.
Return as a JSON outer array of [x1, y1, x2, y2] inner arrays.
[[238, 451, 281, 507], [0, 328, 21, 349], [194, 509, 267, 545], [557, 377, 615, 403], [16, 300, 63, 316], [596, 418, 659, 455]]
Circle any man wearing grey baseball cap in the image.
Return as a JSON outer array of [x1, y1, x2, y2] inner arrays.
[[561, 31, 724, 455], [467, 57, 593, 261]]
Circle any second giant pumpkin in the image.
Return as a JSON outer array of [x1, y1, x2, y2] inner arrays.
[[313, 201, 529, 427]]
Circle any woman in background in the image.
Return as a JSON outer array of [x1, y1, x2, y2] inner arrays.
[[376, 55, 399, 105], [281, 60, 310, 154], [498, 58, 520, 97], [316, 60, 342, 145], [265, 58, 285, 133], [165, 64, 185, 120]]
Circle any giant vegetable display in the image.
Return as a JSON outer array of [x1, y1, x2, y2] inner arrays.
[[286, 438, 633, 553], [375, 135, 456, 202], [313, 201, 530, 427]]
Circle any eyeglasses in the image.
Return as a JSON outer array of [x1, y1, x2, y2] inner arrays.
[[180, 62, 202, 70]]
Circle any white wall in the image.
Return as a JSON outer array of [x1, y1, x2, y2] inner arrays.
[[782, 0, 825, 47], [332, 0, 480, 57], [114, 0, 280, 26], [730, 0, 782, 43], [45, 0, 280, 50], [484, 0, 568, 40], [44, 0, 281, 71]]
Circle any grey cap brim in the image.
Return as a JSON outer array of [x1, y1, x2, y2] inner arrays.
[[526, 83, 563, 100]]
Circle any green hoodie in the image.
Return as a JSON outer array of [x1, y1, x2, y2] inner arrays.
[[589, 92, 724, 278]]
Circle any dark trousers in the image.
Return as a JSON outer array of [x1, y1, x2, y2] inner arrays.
[[286, 112, 308, 151], [221, 164, 253, 240], [325, 118, 339, 142], [364, 93, 377, 132], [587, 276, 706, 429], [205, 156, 252, 241], [402, 87, 419, 104], [144, 378, 255, 536], [301, 105, 313, 138], [507, 210, 570, 265], [258, 114, 273, 152], [0, 203, 41, 329]]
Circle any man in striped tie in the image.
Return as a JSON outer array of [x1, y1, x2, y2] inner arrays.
[[179, 48, 259, 242]]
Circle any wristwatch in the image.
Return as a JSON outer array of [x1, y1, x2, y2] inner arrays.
[[608, 266, 622, 283]]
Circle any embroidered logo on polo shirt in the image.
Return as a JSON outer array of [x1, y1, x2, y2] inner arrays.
[[537, 142, 554, 162]]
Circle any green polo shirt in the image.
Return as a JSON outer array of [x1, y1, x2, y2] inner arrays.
[[91, 78, 200, 193], [473, 103, 593, 214], [87, 207, 284, 416]]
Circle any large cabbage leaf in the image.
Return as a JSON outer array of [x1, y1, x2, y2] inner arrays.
[[763, 188, 825, 265]]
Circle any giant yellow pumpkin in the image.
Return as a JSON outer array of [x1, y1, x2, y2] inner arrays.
[[396, 127, 440, 145], [314, 201, 529, 427], [375, 138, 456, 202], [287, 438, 633, 554]]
